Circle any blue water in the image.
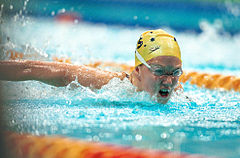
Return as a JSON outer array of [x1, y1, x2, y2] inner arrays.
[[1, 4, 240, 158], [2, 81, 240, 157]]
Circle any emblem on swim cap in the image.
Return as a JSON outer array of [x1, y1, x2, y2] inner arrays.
[[135, 29, 181, 67]]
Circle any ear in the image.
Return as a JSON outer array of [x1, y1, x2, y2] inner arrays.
[[135, 66, 139, 73], [134, 66, 141, 81]]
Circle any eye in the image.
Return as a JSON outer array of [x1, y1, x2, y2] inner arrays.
[[173, 69, 183, 76], [153, 69, 164, 75]]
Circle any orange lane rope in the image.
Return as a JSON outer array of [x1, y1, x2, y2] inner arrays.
[[179, 71, 240, 92], [6, 132, 207, 158], [5, 50, 24, 60], [4, 51, 240, 92], [52, 56, 72, 64], [4, 50, 72, 63], [86, 61, 240, 92]]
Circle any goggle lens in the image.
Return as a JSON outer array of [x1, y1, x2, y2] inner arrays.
[[150, 66, 182, 77]]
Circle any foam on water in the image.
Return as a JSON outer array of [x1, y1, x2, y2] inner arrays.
[[1, 15, 240, 158]]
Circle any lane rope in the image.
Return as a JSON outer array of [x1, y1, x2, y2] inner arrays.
[[86, 61, 240, 92], [3, 51, 240, 92], [6, 132, 207, 158]]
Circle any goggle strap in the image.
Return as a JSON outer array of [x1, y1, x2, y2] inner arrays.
[[135, 49, 151, 69]]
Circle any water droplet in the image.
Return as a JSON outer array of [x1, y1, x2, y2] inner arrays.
[[167, 142, 173, 150], [51, 11, 55, 16], [133, 16, 138, 20], [161, 132, 167, 139], [135, 134, 142, 141], [66, 100, 71, 105], [93, 135, 99, 141], [24, 0, 28, 6], [43, 120, 47, 126], [86, 135, 92, 141], [86, 128, 91, 133], [58, 8, 66, 14], [74, 19, 79, 24], [35, 130, 39, 135], [169, 128, 174, 133], [145, 16, 149, 20]]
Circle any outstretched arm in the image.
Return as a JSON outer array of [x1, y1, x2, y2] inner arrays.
[[0, 60, 126, 89]]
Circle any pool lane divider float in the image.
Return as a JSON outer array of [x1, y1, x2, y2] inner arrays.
[[5, 50, 240, 92], [6, 132, 209, 158], [180, 71, 240, 92], [86, 61, 240, 92]]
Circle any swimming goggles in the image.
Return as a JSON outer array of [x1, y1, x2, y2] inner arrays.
[[135, 49, 182, 77]]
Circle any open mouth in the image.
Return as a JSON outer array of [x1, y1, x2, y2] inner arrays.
[[158, 89, 170, 98]]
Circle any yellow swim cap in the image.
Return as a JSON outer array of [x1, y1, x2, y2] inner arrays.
[[135, 29, 181, 67]]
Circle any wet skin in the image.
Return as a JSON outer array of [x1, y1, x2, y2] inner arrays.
[[0, 56, 181, 104], [131, 56, 182, 104]]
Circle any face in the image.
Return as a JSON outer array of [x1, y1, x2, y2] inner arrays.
[[136, 56, 182, 104]]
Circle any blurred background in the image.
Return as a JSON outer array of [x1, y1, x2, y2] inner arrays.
[[1, 0, 240, 34]]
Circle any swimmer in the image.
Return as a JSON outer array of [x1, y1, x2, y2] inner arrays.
[[0, 29, 182, 104]]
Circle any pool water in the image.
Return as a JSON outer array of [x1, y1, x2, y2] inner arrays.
[[1, 17, 240, 158]]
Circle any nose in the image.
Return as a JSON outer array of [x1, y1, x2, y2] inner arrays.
[[161, 75, 173, 85]]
